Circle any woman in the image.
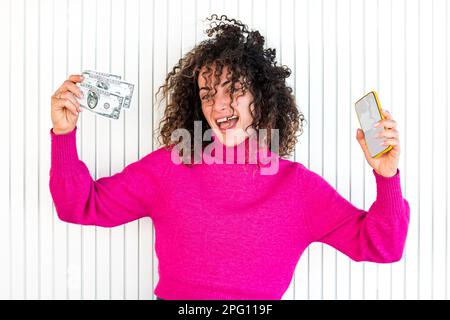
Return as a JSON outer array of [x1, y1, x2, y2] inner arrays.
[[49, 15, 409, 300]]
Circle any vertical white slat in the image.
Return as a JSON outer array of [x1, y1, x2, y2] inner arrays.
[[52, 0, 69, 299], [307, 0, 325, 300], [252, 0, 266, 40], [335, 0, 352, 300], [80, 0, 98, 300], [280, 0, 296, 159], [362, 0, 380, 301], [38, 0, 56, 300], [66, 0, 83, 300], [164, 0, 183, 114], [95, 0, 113, 300], [110, 0, 126, 300], [0, 0, 11, 300], [404, 0, 420, 301], [377, 0, 394, 300], [10, 0, 26, 300], [391, 0, 407, 300], [237, 0, 252, 29], [446, 0, 450, 302], [196, 0, 210, 43], [322, 0, 338, 300], [182, 1, 196, 55], [138, 0, 156, 300], [124, 0, 140, 300], [431, 0, 447, 300], [140, 0, 159, 171], [24, 0, 40, 300], [223, 0, 238, 18], [279, 0, 296, 299], [418, 0, 433, 300], [349, 0, 365, 300], [209, 0, 225, 17], [293, 0, 310, 301]]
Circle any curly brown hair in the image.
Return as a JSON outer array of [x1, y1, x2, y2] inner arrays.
[[156, 14, 306, 163]]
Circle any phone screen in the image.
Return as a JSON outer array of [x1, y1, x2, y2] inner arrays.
[[355, 91, 391, 158]]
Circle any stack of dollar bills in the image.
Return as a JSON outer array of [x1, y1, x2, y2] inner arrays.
[[76, 70, 134, 119]]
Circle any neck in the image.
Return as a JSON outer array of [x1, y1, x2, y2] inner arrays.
[[202, 132, 273, 165]]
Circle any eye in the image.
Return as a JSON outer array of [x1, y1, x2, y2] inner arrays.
[[201, 94, 210, 101], [229, 86, 242, 94]]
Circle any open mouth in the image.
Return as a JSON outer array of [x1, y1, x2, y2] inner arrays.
[[215, 115, 239, 131]]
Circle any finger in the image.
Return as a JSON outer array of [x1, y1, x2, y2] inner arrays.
[[381, 109, 392, 120], [54, 98, 79, 117], [375, 129, 398, 139], [52, 91, 78, 107], [54, 80, 83, 98], [380, 138, 399, 146], [60, 91, 81, 112], [374, 118, 397, 129], [68, 74, 84, 84], [63, 80, 83, 98], [356, 129, 371, 158]]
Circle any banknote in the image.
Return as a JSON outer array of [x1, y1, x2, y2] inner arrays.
[[81, 71, 134, 109], [76, 81, 124, 119], [82, 70, 122, 80]]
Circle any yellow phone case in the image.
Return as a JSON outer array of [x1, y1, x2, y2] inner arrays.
[[355, 91, 393, 158]]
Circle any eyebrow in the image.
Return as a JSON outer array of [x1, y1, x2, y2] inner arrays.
[[199, 80, 231, 92]]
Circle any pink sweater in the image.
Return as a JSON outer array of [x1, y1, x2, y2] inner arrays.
[[49, 126, 410, 300]]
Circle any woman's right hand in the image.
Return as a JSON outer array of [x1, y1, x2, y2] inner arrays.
[[51, 74, 84, 135]]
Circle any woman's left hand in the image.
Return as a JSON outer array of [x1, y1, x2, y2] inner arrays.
[[356, 109, 401, 178]]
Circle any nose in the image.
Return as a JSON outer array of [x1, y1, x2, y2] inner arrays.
[[213, 104, 228, 112], [213, 94, 235, 112]]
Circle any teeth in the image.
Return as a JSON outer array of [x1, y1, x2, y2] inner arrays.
[[216, 117, 228, 124], [216, 115, 239, 124]]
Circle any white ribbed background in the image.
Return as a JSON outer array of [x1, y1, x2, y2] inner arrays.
[[0, 0, 448, 300]]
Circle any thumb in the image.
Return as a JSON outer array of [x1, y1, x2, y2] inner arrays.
[[356, 129, 370, 157], [356, 128, 364, 141]]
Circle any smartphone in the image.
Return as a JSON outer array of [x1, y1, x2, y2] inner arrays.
[[354, 91, 393, 158]]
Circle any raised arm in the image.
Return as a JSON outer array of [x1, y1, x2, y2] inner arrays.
[[299, 165, 410, 263], [49, 127, 168, 227]]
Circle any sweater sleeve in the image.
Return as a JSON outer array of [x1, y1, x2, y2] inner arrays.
[[49, 126, 168, 227], [299, 164, 410, 263]]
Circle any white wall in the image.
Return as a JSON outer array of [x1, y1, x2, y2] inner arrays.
[[0, 0, 448, 300]]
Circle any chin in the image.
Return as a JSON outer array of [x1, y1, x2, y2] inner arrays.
[[213, 127, 250, 146]]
